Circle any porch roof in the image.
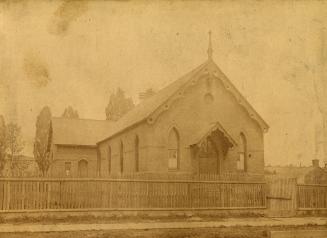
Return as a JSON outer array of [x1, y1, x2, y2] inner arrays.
[[189, 122, 238, 148]]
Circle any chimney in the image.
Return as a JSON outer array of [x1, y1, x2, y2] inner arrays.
[[312, 159, 320, 168]]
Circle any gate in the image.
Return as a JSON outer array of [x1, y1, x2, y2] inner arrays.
[[266, 177, 297, 217]]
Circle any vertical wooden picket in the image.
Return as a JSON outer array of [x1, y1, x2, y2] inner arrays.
[[6, 181, 10, 210]]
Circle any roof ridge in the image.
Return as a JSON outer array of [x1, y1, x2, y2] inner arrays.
[[121, 60, 209, 117], [52, 116, 115, 146]]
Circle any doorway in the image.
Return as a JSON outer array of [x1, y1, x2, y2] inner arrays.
[[197, 136, 221, 174], [78, 159, 88, 178]]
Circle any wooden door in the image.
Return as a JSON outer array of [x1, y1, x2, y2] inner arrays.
[[78, 160, 88, 178]]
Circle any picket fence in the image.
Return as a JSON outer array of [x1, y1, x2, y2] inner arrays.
[[0, 178, 266, 211], [297, 184, 327, 210], [0, 178, 326, 214]]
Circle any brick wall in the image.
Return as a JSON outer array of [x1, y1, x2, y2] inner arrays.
[[98, 74, 265, 176], [49, 145, 98, 177]]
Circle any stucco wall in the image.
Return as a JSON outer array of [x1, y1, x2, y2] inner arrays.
[[98, 74, 265, 176], [49, 145, 98, 177]]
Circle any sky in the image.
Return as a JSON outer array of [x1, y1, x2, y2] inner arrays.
[[0, 0, 326, 166]]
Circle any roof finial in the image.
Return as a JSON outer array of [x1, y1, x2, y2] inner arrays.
[[207, 30, 213, 60]]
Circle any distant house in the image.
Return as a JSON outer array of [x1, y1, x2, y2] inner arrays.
[[265, 159, 327, 184], [48, 118, 113, 177], [48, 39, 269, 178]]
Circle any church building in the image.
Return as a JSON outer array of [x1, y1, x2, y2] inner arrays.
[[48, 34, 269, 178]]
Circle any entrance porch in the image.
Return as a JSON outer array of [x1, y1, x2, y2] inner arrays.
[[190, 122, 238, 175]]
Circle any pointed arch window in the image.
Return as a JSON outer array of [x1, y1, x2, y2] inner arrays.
[[238, 133, 247, 172], [120, 141, 124, 173], [135, 135, 139, 172], [107, 145, 111, 175], [168, 128, 180, 170]]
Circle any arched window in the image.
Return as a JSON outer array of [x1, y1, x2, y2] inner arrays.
[[107, 146, 111, 175], [168, 128, 180, 170], [120, 141, 124, 173], [97, 148, 101, 176], [135, 135, 139, 172], [238, 133, 247, 172], [78, 159, 88, 178]]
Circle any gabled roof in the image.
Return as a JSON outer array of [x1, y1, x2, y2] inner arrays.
[[97, 61, 209, 144], [51, 117, 114, 146], [189, 122, 238, 148], [98, 58, 269, 144]]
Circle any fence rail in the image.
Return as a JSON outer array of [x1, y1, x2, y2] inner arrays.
[[111, 172, 265, 182], [0, 178, 266, 211], [7, 172, 265, 182], [297, 184, 327, 210]]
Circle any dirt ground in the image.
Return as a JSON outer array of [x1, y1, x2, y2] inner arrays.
[[0, 213, 262, 225], [0, 225, 325, 238]]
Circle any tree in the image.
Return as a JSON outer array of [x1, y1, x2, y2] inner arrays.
[[5, 123, 24, 170], [62, 106, 79, 119], [34, 106, 52, 177], [0, 115, 6, 176], [105, 88, 134, 121]]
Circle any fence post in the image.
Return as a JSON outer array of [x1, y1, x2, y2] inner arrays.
[[146, 182, 149, 208], [294, 178, 298, 215], [47, 182, 51, 209], [188, 182, 192, 208], [265, 181, 269, 209], [6, 181, 10, 210], [59, 181, 62, 209], [36, 180, 40, 210], [22, 180, 25, 210]]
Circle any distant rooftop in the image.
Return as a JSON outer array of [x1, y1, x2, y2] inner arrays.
[[51, 117, 114, 146]]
